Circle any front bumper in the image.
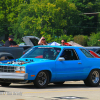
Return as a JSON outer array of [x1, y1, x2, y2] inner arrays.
[[0, 72, 28, 80]]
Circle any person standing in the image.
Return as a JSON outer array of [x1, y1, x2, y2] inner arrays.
[[5, 35, 19, 47], [38, 37, 47, 45]]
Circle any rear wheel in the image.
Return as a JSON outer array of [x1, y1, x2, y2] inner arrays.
[[34, 71, 49, 88], [0, 83, 11, 87], [84, 69, 100, 87]]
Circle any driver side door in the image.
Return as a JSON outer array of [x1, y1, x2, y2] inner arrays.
[[55, 49, 84, 81]]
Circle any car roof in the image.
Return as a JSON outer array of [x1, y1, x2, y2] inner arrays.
[[34, 45, 84, 49], [85, 47, 100, 51], [85, 47, 100, 48]]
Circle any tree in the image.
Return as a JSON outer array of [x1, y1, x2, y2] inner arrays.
[[70, 0, 100, 35], [12, 0, 79, 43], [0, 0, 28, 41]]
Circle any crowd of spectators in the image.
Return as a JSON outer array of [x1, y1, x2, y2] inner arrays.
[[3, 35, 71, 47], [38, 36, 72, 46]]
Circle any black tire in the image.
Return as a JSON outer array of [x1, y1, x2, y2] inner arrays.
[[53, 82, 65, 85], [84, 80, 90, 86], [84, 69, 100, 87], [0, 83, 11, 87], [34, 71, 49, 88]]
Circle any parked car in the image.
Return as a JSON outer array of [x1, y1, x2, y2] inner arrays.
[[89, 50, 100, 58], [0, 36, 39, 60], [19, 36, 39, 50], [85, 47, 100, 52], [0, 46, 100, 88], [0, 41, 4, 46], [95, 49, 100, 55], [85, 47, 100, 55]]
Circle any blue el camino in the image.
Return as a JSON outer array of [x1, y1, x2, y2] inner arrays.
[[0, 45, 100, 88]]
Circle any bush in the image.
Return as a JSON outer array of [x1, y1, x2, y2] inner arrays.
[[87, 32, 100, 46], [74, 35, 88, 46]]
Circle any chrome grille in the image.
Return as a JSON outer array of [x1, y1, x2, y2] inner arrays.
[[0, 66, 15, 72]]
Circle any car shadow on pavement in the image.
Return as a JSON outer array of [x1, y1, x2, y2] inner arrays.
[[47, 83, 100, 89], [2, 82, 100, 89]]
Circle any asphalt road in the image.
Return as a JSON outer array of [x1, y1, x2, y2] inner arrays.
[[0, 81, 100, 100]]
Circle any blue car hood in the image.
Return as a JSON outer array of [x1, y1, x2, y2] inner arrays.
[[0, 58, 51, 66]]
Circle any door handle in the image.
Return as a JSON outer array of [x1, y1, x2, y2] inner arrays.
[[78, 62, 82, 64]]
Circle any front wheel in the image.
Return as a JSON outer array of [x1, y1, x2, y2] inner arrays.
[[84, 69, 100, 87], [34, 71, 49, 88]]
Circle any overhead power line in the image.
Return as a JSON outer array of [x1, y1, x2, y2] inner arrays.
[[80, 12, 100, 15]]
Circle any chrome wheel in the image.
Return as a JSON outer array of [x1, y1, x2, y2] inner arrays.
[[38, 71, 47, 86], [91, 71, 99, 84], [34, 71, 49, 88], [84, 69, 100, 87]]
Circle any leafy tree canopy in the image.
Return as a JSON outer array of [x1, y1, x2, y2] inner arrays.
[[12, 0, 79, 43]]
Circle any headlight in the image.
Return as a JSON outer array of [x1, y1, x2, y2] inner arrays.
[[15, 67, 20, 71], [20, 67, 25, 71], [15, 67, 25, 73]]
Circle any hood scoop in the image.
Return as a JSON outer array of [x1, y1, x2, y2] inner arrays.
[[25, 59, 34, 62]]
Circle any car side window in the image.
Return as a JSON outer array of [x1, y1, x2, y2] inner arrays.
[[60, 49, 79, 60], [80, 48, 94, 58]]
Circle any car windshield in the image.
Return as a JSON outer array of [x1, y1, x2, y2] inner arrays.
[[21, 47, 61, 60]]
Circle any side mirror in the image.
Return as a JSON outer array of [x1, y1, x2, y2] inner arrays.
[[58, 57, 65, 61]]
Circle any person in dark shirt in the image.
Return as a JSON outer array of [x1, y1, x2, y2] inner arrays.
[[5, 35, 19, 47]]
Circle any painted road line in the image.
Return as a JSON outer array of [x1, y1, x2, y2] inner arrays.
[[22, 89, 100, 94]]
